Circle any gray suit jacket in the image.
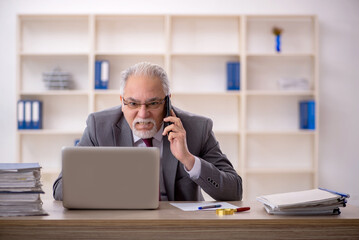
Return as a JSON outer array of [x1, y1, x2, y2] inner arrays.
[[53, 106, 242, 201]]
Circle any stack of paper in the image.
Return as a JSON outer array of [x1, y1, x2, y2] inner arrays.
[[0, 163, 47, 217], [278, 77, 310, 90], [256, 188, 350, 215], [42, 67, 72, 90]]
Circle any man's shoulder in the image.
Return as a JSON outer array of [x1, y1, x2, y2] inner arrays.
[[90, 106, 123, 121], [173, 106, 211, 124]]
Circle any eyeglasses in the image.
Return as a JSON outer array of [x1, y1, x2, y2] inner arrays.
[[122, 97, 166, 110]]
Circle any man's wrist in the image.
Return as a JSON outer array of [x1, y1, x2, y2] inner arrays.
[[184, 156, 201, 179], [184, 154, 195, 171]]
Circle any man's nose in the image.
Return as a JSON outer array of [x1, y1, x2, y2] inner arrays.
[[137, 104, 150, 118]]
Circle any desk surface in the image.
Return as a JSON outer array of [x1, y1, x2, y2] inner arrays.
[[1, 200, 359, 240]]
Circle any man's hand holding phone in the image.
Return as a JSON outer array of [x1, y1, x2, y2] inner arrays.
[[163, 110, 195, 171]]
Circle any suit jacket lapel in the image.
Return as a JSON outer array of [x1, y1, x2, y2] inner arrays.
[[162, 136, 178, 201], [112, 113, 133, 147]]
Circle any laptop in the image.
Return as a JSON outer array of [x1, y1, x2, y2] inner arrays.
[[62, 146, 160, 209]]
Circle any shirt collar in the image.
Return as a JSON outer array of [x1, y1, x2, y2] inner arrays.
[[133, 124, 164, 144]]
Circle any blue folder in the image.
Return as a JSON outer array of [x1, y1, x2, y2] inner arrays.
[[299, 100, 315, 130], [31, 100, 42, 129], [24, 100, 32, 129], [17, 100, 25, 129], [227, 62, 240, 91], [95, 60, 109, 89]]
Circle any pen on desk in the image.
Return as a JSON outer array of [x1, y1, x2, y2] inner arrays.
[[198, 204, 222, 210], [234, 207, 250, 212]]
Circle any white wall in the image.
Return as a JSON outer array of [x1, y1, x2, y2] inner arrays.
[[1, 0, 358, 206]]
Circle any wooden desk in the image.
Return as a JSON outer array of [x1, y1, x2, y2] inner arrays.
[[1, 200, 359, 240]]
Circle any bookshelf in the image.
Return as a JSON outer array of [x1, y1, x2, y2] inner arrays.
[[16, 14, 318, 201]]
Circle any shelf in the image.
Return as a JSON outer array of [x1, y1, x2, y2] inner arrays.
[[246, 53, 315, 57], [94, 90, 122, 95], [17, 129, 83, 135], [246, 130, 316, 135], [94, 90, 241, 97], [246, 16, 315, 55], [246, 90, 315, 96], [246, 15, 316, 19], [172, 91, 241, 96], [20, 16, 89, 53], [20, 55, 89, 92], [95, 15, 165, 53], [20, 90, 89, 96], [170, 52, 240, 56], [171, 55, 239, 92], [171, 94, 240, 133], [20, 52, 89, 56], [246, 55, 314, 92], [95, 52, 165, 56], [17, 14, 318, 202], [171, 16, 240, 54]]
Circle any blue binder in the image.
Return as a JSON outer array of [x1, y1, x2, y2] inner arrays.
[[95, 60, 109, 89], [18, 100, 43, 129], [31, 100, 43, 129], [95, 61, 101, 89], [24, 100, 32, 129], [300, 100, 315, 130], [227, 62, 240, 91], [17, 100, 25, 129], [307, 101, 315, 130]]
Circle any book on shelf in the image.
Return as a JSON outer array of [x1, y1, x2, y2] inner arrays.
[[299, 100, 315, 130], [95, 60, 110, 90], [256, 188, 350, 215], [17, 100, 43, 130], [0, 163, 47, 217], [226, 62, 240, 91]]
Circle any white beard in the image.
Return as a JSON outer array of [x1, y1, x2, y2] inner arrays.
[[132, 118, 157, 139]]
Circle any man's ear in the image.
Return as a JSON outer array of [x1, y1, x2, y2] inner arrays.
[[120, 96, 123, 102]]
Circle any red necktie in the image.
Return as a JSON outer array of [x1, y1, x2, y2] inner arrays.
[[142, 138, 153, 147]]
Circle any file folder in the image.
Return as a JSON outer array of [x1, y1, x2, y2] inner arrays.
[[100, 61, 109, 89], [95, 61, 101, 89], [17, 100, 25, 129], [299, 100, 315, 130], [24, 101, 32, 129], [227, 62, 240, 91], [31, 100, 42, 129], [95, 60, 109, 89]]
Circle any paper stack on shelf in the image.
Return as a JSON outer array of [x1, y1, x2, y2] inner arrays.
[[42, 66, 72, 90], [0, 163, 47, 217], [278, 77, 309, 90], [256, 188, 350, 215]]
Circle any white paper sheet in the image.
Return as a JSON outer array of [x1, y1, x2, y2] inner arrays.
[[170, 202, 239, 211]]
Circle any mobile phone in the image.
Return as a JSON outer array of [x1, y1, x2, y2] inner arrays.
[[164, 95, 173, 129]]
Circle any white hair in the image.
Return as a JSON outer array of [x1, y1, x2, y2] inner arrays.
[[119, 62, 170, 96]]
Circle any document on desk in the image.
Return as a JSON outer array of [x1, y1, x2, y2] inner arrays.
[[170, 202, 238, 211], [256, 188, 349, 215]]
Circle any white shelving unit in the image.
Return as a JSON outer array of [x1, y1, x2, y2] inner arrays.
[[16, 14, 318, 201]]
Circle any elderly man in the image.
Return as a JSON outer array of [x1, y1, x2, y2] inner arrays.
[[53, 62, 242, 201]]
